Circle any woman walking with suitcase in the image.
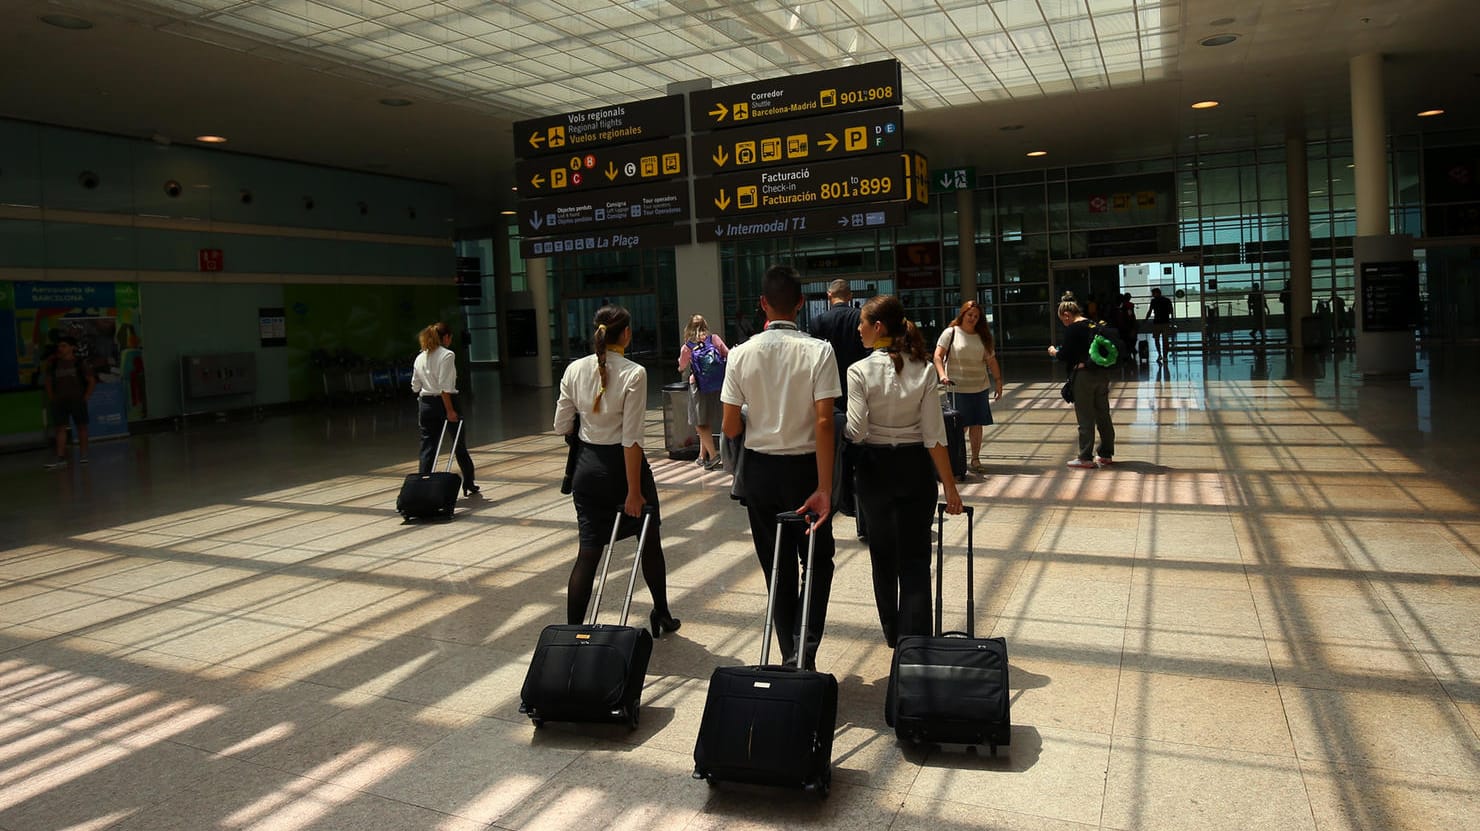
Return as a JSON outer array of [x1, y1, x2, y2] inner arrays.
[[411, 321, 478, 496], [554, 305, 681, 636], [932, 300, 1004, 473], [847, 296, 963, 647]]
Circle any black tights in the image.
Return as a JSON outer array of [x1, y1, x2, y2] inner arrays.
[[566, 533, 671, 625]]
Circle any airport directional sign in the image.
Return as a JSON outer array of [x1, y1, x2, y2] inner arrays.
[[692, 108, 903, 176], [518, 180, 689, 237], [520, 224, 692, 259], [932, 166, 976, 193], [693, 153, 911, 218], [696, 202, 908, 243], [513, 94, 686, 159], [516, 136, 687, 195], [690, 59, 901, 130]]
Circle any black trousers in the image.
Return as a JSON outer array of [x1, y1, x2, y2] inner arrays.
[[741, 449, 835, 667], [854, 444, 937, 645], [417, 395, 475, 486]]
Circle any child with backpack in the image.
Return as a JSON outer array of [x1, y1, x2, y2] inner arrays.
[[677, 314, 729, 470]]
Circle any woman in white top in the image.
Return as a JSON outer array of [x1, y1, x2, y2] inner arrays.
[[554, 305, 679, 636], [411, 321, 477, 496], [933, 300, 1004, 474], [847, 295, 963, 647], [676, 314, 729, 470]]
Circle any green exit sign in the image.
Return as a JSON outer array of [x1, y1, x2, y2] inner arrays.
[[933, 166, 975, 193]]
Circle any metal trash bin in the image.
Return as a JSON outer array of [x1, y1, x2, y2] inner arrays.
[[662, 381, 699, 459]]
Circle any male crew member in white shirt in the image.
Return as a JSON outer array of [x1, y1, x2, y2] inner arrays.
[[722, 265, 840, 670]]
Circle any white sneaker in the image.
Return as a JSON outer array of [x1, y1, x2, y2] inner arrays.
[[44, 458, 67, 470], [1066, 458, 1098, 470]]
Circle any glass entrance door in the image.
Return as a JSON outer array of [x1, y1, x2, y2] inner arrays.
[[1049, 255, 1206, 350]]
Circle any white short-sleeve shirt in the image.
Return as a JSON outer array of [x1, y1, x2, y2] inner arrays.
[[935, 325, 990, 393], [411, 346, 458, 396], [720, 321, 840, 454], [554, 351, 647, 447], [846, 351, 947, 448]]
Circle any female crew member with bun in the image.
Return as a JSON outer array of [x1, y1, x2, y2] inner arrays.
[[554, 305, 680, 637], [847, 295, 963, 647], [411, 321, 478, 496]]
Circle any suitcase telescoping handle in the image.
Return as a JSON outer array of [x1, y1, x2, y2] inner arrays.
[[432, 419, 465, 473], [759, 511, 819, 666], [935, 503, 976, 638], [586, 505, 657, 628], [939, 378, 958, 411]]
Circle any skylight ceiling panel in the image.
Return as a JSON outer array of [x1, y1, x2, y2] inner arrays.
[[1038, 0, 1090, 24], [1049, 18, 1098, 50], [562, 45, 631, 71], [971, 31, 1020, 63], [290, 1, 364, 30], [224, 6, 318, 39], [429, 11, 507, 39], [1008, 24, 1059, 59], [860, 18, 916, 52], [149, 0, 239, 12], [383, 51, 442, 71], [209, 14, 297, 43], [900, 7, 959, 45], [376, 30, 439, 54], [990, 0, 1046, 29], [713, 46, 774, 75], [642, 60, 697, 86], [1092, 10, 1136, 37], [945, 3, 1001, 39], [597, 36, 660, 64], [679, 53, 746, 79], [1086, 0, 1136, 13], [577, 2, 647, 29]]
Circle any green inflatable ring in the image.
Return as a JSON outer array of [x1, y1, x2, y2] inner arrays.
[[1089, 333, 1118, 367]]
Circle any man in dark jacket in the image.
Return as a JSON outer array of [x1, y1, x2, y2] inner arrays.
[[809, 279, 869, 536], [809, 279, 867, 410]]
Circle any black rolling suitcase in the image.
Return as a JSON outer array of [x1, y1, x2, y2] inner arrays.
[[693, 512, 837, 796], [886, 504, 1012, 754], [396, 421, 463, 519], [940, 383, 968, 481], [519, 507, 656, 729]]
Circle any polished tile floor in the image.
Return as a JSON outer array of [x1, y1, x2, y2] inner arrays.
[[1, 346, 1478, 830]]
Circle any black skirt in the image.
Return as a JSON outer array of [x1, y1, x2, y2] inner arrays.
[[571, 442, 661, 548]]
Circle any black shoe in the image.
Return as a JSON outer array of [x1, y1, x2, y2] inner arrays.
[[463, 484, 481, 497], [649, 610, 681, 639]]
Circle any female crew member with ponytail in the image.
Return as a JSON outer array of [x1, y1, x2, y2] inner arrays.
[[411, 321, 478, 496], [553, 305, 680, 636], [846, 295, 963, 647]]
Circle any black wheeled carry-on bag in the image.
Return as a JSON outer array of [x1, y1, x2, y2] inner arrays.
[[940, 383, 969, 481], [692, 511, 837, 796], [396, 420, 463, 519], [519, 507, 655, 729], [886, 504, 1012, 754]]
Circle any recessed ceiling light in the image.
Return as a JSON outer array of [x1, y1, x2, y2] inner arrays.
[[195, 135, 228, 144], [1199, 34, 1239, 47], [40, 14, 93, 30], [1417, 108, 1445, 117], [379, 98, 414, 107], [1347, 163, 1356, 168], [999, 124, 1025, 132], [1191, 100, 1220, 110], [499, 210, 516, 216], [1026, 150, 1047, 157], [511, 186, 519, 192]]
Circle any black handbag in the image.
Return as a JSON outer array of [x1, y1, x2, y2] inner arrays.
[[1060, 368, 1077, 403]]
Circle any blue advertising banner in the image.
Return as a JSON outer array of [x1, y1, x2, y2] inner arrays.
[[8, 281, 144, 439]]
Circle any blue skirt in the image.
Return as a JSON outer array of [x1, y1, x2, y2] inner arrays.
[[953, 389, 994, 427]]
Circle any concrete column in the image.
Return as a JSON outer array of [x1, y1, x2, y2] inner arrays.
[[493, 220, 513, 364], [957, 189, 977, 301], [670, 77, 726, 344], [1349, 52, 1415, 374], [1350, 53, 1388, 236], [1285, 133, 1312, 348], [529, 257, 552, 387]]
